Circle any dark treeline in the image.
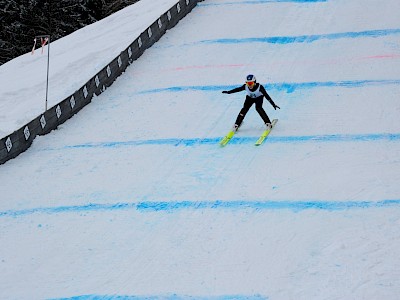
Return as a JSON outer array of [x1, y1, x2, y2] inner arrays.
[[0, 0, 140, 65]]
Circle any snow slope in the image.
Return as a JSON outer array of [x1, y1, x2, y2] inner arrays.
[[0, 0, 181, 139], [1, 0, 400, 299]]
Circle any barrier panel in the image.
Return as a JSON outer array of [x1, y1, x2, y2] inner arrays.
[[0, 0, 200, 165]]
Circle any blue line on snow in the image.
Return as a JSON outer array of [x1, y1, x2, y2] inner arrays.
[[194, 29, 400, 45], [2, 200, 400, 218], [55, 133, 400, 150], [139, 79, 400, 94], [198, 0, 327, 6], [53, 295, 267, 300]]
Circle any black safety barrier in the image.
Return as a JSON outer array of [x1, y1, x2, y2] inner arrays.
[[0, 0, 201, 165]]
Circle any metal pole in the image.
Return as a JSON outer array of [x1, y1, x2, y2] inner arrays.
[[35, 34, 51, 111], [45, 35, 50, 111], [46, 0, 51, 111]]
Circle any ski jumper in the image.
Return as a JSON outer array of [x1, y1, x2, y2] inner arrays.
[[224, 83, 278, 127]]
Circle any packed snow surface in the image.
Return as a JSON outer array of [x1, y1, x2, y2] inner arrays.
[[1, 0, 400, 299]]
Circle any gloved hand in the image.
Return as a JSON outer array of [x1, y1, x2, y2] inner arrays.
[[273, 104, 280, 110], [222, 91, 229, 94]]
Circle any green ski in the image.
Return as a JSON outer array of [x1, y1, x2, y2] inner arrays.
[[255, 119, 278, 146], [219, 129, 236, 147]]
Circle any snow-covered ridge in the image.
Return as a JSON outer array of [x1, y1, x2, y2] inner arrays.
[[0, 0, 199, 164]]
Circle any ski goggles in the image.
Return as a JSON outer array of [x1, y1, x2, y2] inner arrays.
[[246, 81, 255, 88]]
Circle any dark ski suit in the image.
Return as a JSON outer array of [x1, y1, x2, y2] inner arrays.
[[222, 83, 280, 127]]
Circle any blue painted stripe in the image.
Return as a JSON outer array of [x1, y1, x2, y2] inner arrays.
[[53, 133, 400, 150], [53, 295, 267, 300], [2, 200, 400, 218], [0, 203, 136, 218], [137, 200, 400, 212], [199, 0, 327, 6], [195, 29, 400, 45], [139, 79, 400, 94]]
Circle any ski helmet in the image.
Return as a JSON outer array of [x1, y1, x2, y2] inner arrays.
[[246, 74, 256, 82], [246, 74, 256, 87]]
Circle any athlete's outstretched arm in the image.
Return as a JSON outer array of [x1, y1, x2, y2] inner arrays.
[[260, 85, 280, 109], [222, 84, 246, 94]]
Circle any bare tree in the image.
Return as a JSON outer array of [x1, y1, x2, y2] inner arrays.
[[0, 0, 140, 65]]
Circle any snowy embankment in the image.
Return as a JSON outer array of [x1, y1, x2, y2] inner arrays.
[[0, 0, 181, 139]]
